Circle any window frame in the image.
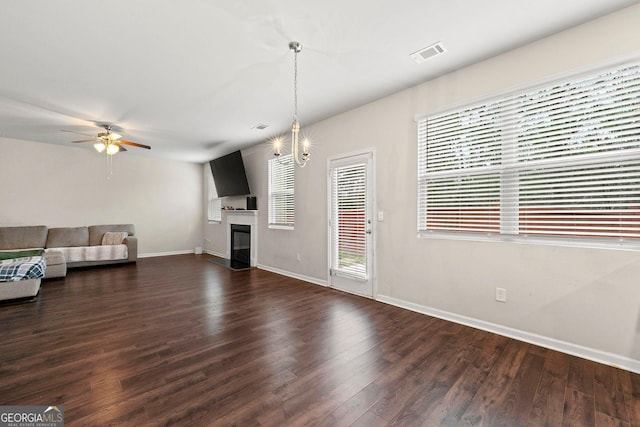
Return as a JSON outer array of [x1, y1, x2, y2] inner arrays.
[[416, 58, 640, 250]]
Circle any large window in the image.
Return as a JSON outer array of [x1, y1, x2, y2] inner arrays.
[[418, 60, 640, 247], [268, 154, 294, 229]]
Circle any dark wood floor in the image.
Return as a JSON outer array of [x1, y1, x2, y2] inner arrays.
[[0, 255, 638, 426]]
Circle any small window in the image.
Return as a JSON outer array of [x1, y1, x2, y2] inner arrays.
[[207, 171, 222, 223], [268, 154, 294, 229]]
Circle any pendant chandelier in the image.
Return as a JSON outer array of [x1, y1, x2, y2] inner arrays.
[[273, 41, 310, 167]]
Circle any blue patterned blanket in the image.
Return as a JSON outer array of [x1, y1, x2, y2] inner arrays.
[[0, 256, 46, 281]]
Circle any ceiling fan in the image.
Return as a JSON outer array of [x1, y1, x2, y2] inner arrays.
[[64, 124, 151, 155]]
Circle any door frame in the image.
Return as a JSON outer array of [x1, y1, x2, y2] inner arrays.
[[327, 148, 377, 298]]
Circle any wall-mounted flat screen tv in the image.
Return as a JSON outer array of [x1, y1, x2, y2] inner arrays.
[[209, 150, 251, 197]]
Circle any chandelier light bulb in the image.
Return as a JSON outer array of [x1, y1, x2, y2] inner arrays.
[[274, 137, 282, 156]]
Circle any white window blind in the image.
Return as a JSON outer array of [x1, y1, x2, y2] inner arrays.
[[331, 163, 368, 279], [207, 170, 222, 222], [418, 61, 640, 245], [268, 154, 294, 229]]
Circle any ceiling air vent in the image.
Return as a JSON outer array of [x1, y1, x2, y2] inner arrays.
[[410, 42, 446, 64], [251, 123, 269, 130]]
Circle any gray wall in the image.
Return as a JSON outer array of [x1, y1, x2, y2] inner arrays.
[[205, 4, 640, 369], [1, 137, 204, 255]]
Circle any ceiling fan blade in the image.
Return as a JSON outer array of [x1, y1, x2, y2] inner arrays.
[[61, 130, 96, 137], [118, 145, 128, 152], [72, 139, 97, 143], [120, 140, 151, 150]]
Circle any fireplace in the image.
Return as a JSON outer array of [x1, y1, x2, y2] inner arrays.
[[225, 211, 257, 268], [230, 224, 251, 269]]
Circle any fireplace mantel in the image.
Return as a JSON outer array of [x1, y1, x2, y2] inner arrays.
[[225, 210, 257, 267]]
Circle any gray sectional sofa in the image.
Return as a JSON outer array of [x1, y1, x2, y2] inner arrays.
[[44, 224, 137, 271], [0, 224, 137, 301]]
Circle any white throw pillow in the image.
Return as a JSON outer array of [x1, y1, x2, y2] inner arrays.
[[101, 231, 128, 245]]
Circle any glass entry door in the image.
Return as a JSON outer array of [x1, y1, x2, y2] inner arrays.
[[328, 150, 374, 297]]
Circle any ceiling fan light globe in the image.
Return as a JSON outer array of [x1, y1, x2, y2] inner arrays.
[[106, 144, 120, 155], [94, 142, 106, 153]]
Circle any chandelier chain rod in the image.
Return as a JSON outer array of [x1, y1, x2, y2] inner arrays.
[[293, 48, 298, 121]]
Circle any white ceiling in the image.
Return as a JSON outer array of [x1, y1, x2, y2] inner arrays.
[[0, 0, 637, 163]]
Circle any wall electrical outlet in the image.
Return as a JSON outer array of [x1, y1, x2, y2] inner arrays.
[[496, 287, 507, 302]]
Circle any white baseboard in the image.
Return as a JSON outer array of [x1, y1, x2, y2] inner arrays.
[[376, 294, 640, 374], [138, 250, 195, 258], [257, 264, 328, 287]]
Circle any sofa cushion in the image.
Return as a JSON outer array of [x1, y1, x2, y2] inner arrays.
[[0, 226, 48, 250], [89, 224, 135, 246], [102, 231, 128, 245], [46, 227, 89, 248]]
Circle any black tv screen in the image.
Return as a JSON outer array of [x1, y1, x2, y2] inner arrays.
[[209, 150, 251, 197]]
